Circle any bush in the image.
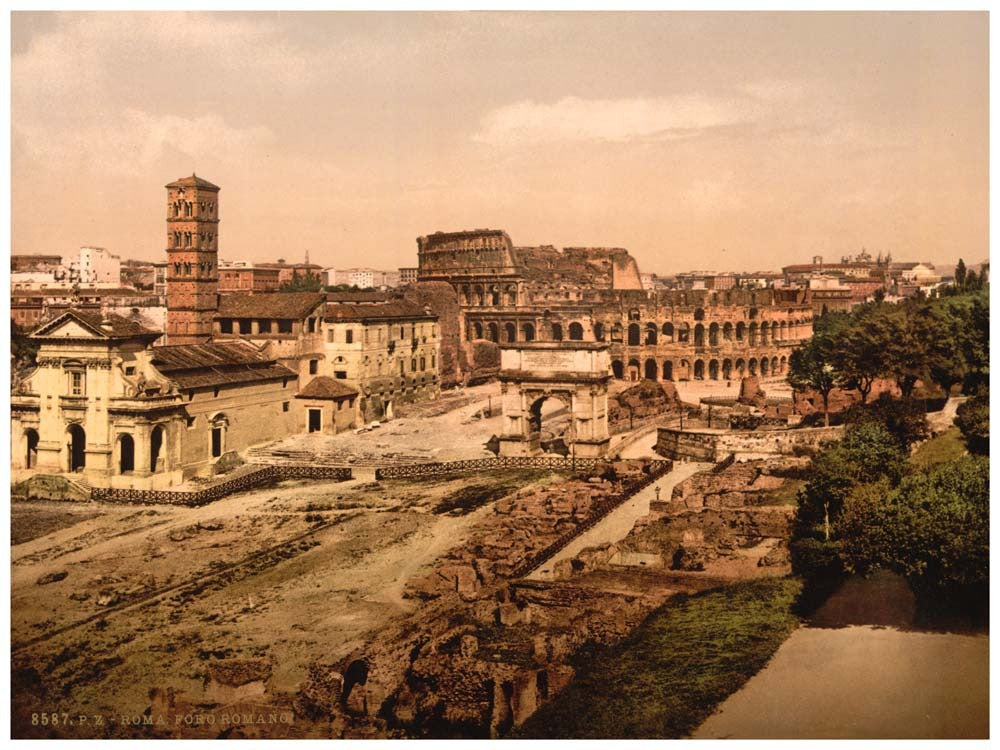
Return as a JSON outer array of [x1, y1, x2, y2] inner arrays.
[[841, 393, 929, 450], [789, 538, 844, 580], [955, 393, 989, 455]]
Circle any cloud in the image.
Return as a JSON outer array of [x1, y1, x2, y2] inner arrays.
[[473, 93, 768, 146]]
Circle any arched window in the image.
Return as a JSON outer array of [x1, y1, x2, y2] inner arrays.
[[627, 323, 640, 346], [694, 324, 705, 347], [694, 359, 705, 379], [644, 359, 658, 380], [748, 322, 758, 346], [119, 434, 135, 474], [722, 359, 732, 380], [593, 322, 604, 341], [552, 322, 563, 341], [662, 360, 673, 381], [504, 322, 516, 343], [709, 359, 719, 380], [25, 428, 39, 469], [522, 323, 535, 342], [627, 359, 641, 382], [645, 323, 658, 345], [569, 322, 584, 340], [662, 322, 674, 342], [611, 359, 624, 379], [472, 321, 483, 340], [723, 322, 733, 341], [694, 307, 705, 321], [708, 322, 719, 346], [487, 322, 499, 342]]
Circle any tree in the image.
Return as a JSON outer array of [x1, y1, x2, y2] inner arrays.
[[836, 455, 988, 603], [879, 304, 927, 399], [955, 392, 989, 455], [279, 271, 323, 293], [788, 330, 840, 426], [954, 258, 967, 290], [833, 303, 890, 404], [841, 393, 929, 451], [914, 300, 968, 397], [796, 422, 906, 541]]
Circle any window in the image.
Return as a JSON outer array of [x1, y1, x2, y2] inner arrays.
[[308, 318, 317, 333], [309, 359, 318, 375], [258, 319, 272, 333], [186, 416, 196, 428], [335, 370, 347, 379], [346, 329, 354, 344], [420, 356, 426, 371], [283, 402, 290, 412], [399, 360, 405, 375], [327, 329, 335, 343], [220, 319, 233, 334], [124, 366, 136, 376], [411, 358, 417, 372], [69, 370, 85, 396], [400, 326, 405, 339], [278, 320, 293, 334], [239, 319, 252, 334], [213, 386, 220, 397]]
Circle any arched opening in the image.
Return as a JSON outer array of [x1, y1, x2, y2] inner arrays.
[[644, 358, 658, 380], [611, 359, 624, 379], [677, 323, 690, 343], [772, 356, 779, 375], [25, 428, 39, 469], [662, 360, 673, 380], [472, 321, 483, 340], [780, 355, 787, 373], [644, 323, 658, 345], [552, 322, 563, 341], [522, 323, 536, 342], [459, 285, 469, 305], [760, 322, 769, 344], [68, 424, 86, 472], [735, 321, 745, 342], [723, 322, 733, 341], [772, 322, 779, 342], [506, 286, 518, 306], [627, 359, 641, 382], [662, 322, 674, 342], [118, 434, 135, 473], [709, 359, 720, 380], [735, 358, 745, 377], [694, 324, 705, 347], [760, 357, 770, 376], [780, 321, 787, 340], [627, 323, 640, 346], [679, 359, 691, 380], [490, 286, 500, 306], [593, 322, 604, 341], [472, 285, 484, 306], [504, 322, 516, 343], [748, 322, 758, 346], [694, 359, 705, 380], [708, 322, 719, 346], [611, 323, 624, 342], [722, 359, 732, 380], [569, 322, 585, 341], [528, 395, 572, 454], [150, 425, 165, 472], [487, 322, 499, 343], [748, 358, 758, 376]]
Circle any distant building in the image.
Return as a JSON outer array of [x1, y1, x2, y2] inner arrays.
[[11, 254, 64, 274], [399, 267, 419, 285], [327, 267, 401, 289], [78, 246, 122, 285], [218, 261, 281, 294]]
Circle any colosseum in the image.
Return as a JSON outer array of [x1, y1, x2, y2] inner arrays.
[[416, 228, 814, 383]]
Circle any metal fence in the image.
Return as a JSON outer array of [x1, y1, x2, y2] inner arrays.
[[90, 464, 353, 507], [374, 455, 613, 480]]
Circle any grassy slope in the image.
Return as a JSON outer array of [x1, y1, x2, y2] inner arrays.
[[514, 577, 802, 739], [909, 427, 967, 473]]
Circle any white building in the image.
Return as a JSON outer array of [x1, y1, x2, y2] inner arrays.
[[326, 267, 401, 289], [77, 246, 122, 284]]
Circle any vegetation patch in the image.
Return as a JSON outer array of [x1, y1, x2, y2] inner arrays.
[[909, 427, 967, 472], [513, 577, 802, 739]]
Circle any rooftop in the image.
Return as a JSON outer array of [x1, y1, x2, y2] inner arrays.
[[150, 341, 296, 390], [295, 376, 359, 400], [165, 173, 220, 190], [324, 299, 434, 322], [30, 309, 162, 341], [216, 292, 326, 320]]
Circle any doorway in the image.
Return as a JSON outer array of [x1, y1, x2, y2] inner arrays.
[[308, 408, 322, 433], [68, 424, 86, 472]]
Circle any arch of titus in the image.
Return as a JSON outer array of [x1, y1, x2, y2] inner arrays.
[[497, 342, 611, 457]]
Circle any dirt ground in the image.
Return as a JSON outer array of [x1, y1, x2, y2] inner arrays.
[[10, 468, 563, 738]]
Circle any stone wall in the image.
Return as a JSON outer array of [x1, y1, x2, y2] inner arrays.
[[655, 424, 844, 462]]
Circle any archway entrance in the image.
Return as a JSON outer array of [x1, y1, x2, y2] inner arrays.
[[150, 425, 164, 473], [528, 395, 572, 455], [25, 429, 39, 469], [68, 424, 86, 472], [119, 434, 135, 473]]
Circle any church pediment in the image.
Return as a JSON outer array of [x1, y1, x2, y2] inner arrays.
[[39, 319, 99, 339]]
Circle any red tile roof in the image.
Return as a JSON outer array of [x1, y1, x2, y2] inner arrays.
[[323, 300, 434, 322], [295, 376, 359, 400], [30, 310, 162, 341], [216, 292, 326, 320], [150, 341, 296, 389], [165, 173, 220, 190]]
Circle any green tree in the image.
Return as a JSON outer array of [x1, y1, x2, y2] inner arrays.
[[788, 316, 848, 426], [841, 393, 929, 451], [955, 392, 989, 455], [954, 258, 967, 289], [279, 271, 323, 292], [879, 304, 927, 399], [834, 303, 890, 404]]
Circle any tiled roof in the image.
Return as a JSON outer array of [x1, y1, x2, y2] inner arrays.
[[325, 290, 394, 303], [216, 292, 326, 320], [324, 300, 435, 322], [165, 173, 220, 190], [150, 341, 296, 390], [30, 310, 162, 340], [295, 376, 359, 400]]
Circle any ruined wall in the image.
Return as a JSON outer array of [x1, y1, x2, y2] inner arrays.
[[403, 281, 463, 388], [655, 424, 844, 462], [793, 378, 901, 417], [607, 379, 681, 431]]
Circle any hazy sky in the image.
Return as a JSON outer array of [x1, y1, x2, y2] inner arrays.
[[11, 11, 989, 275]]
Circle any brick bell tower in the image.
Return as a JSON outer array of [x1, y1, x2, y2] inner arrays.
[[165, 174, 220, 344]]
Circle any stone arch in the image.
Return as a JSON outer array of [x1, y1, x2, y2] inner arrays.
[[569, 322, 585, 341], [522, 322, 535, 342], [709, 359, 720, 380], [487, 322, 499, 343], [67, 423, 86, 472], [780, 355, 787, 373], [662, 360, 673, 381], [694, 323, 705, 347], [24, 428, 39, 469], [593, 322, 605, 341], [679, 359, 691, 380], [611, 359, 624, 379], [748, 358, 758, 376], [694, 359, 705, 380], [748, 322, 758, 346], [676, 323, 690, 343], [735, 358, 745, 377], [490, 285, 501, 306], [694, 307, 705, 321], [118, 433, 135, 473], [644, 358, 658, 380], [771, 356, 779, 375], [551, 322, 563, 341], [736, 321, 745, 342], [644, 323, 658, 345], [627, 359, 641, 381], [722, 359, 732, 380], [662, 322, 674, 342], [760, 357, 770, 376], [504, 322, 517, 343], [210, 413, 229, 458], [723, 322, 733, 341], [472, 321, 484, 340], [506, 285, 518, 306], [708, 322, 719, 346], [627, 323, 641, 346], [760, 322, 769, 344]]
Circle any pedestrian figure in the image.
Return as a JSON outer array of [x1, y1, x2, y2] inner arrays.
[[654, 484, 661, 502]]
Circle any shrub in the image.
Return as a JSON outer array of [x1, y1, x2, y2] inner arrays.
[[955, 393, 989, 455]]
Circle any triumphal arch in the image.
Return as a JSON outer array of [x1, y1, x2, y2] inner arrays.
[[497, 342, 611, 457]]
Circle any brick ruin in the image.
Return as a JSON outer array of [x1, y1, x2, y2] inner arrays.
[[414, 228, 814, 386]]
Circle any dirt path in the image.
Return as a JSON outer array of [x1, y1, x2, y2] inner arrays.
[[693, 572, 989, 739], [526, 461, 711, 580]]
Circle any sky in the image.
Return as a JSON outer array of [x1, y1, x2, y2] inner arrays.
[[10, 11, 989, 275]]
